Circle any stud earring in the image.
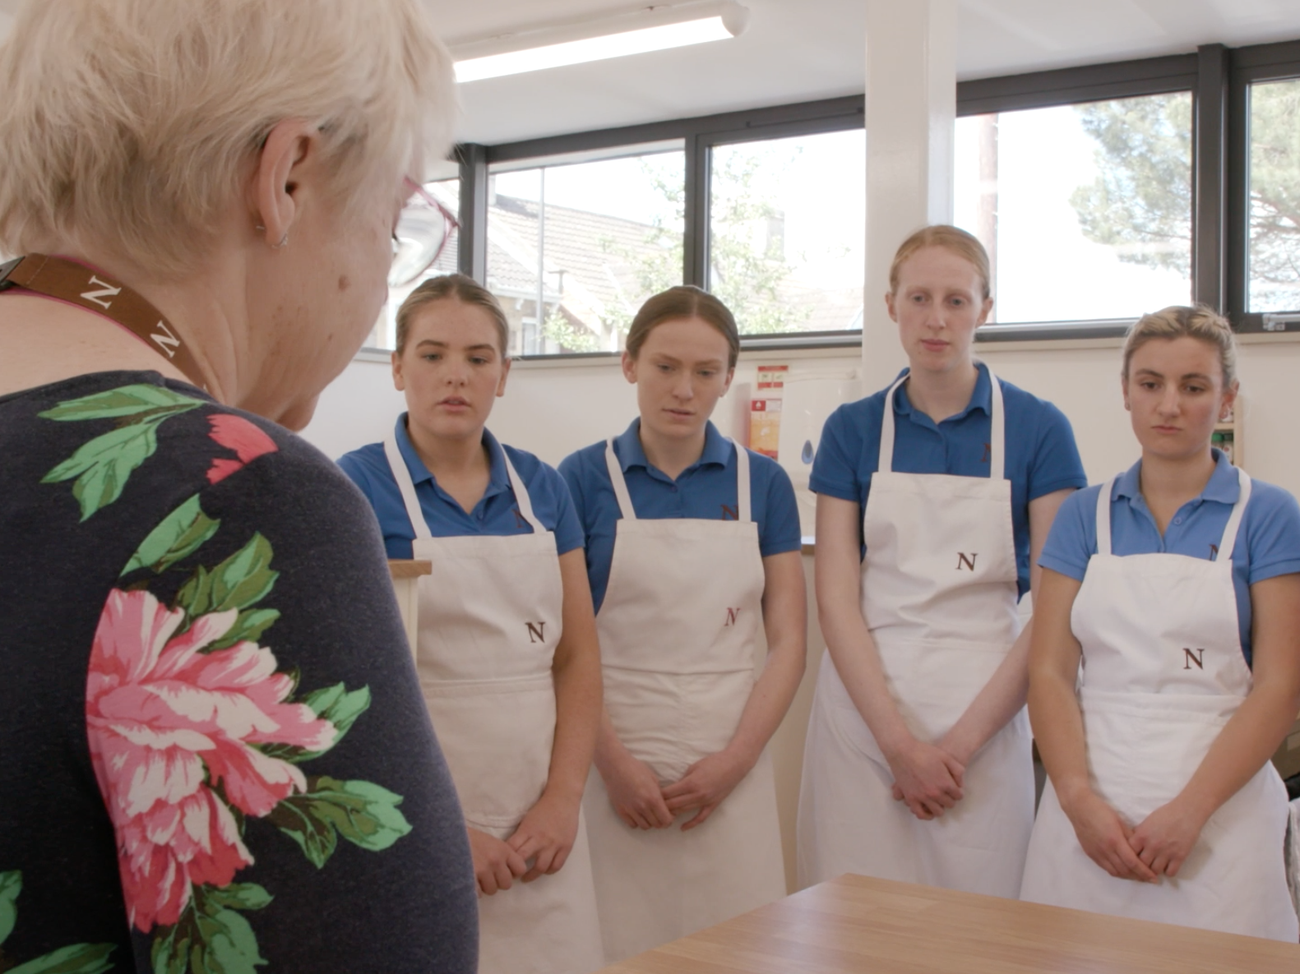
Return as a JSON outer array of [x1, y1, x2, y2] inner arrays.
[[254, 224, 288, 248]]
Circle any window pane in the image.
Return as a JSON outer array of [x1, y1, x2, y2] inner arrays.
[[708, 130, 865, 335], [367, 178, 460, 350], [486, 149, 685, 355], [1248, 78, 1300, 314], [955, 93, 1192, 324]]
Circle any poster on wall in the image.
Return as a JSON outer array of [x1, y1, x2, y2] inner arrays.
[[750, 365, 787, 460]]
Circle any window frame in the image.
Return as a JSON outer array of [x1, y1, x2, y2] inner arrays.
[[958, 55, 1199, 343], [1228, 39, 1300, 333], [433, 37, 1300, 358]]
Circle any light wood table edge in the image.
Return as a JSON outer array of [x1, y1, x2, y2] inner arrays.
[[597, 873, 1300, 973], [387, 558, 433, 579]]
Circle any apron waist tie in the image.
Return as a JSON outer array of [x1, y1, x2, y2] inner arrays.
[[420, 674, 554, 698]]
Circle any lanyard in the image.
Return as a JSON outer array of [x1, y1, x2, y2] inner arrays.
[[0, 253, 209, 390]]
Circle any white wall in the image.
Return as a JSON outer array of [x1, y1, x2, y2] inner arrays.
[[303, 334, 1300, 498]]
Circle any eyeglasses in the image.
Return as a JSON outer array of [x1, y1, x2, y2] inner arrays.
[[390, 177, 460, 288]]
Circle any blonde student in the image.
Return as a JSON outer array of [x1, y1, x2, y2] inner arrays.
[[1021, 306, 1300, 942]]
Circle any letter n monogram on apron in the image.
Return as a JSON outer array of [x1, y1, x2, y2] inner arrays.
[[1021, 470, 1298, 942], [583, 438, 786, 964], [798, 366, 1035, 898], [383, 432, 604, 974]]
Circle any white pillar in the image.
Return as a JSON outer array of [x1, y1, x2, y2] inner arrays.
[[862, 0, 958, 392]]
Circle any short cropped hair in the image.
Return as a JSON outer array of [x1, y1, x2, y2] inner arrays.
[[1122, 305, 1238, 388], [0, 0, 457, 276], [395, 275, 511, 356], [889, 225, 992, 301], [626, 286, 741, 369]]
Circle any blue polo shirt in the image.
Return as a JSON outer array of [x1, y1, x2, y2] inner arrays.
[[811, 363, 1087, 597], [1040, 450, 1300, 665], [337, 415, 584, 559], [558, 419, 803, 612]]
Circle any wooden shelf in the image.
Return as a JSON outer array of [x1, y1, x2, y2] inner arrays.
[[388, 559, 432, 579]]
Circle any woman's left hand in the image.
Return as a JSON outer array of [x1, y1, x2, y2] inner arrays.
[[506, 792, 581, 882], [660, 749, 754, 831], [1127, 799, 1209, 878]]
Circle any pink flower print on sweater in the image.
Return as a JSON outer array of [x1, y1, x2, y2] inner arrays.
[[206, 414, 278, 485], [86, 589, 336, 931]]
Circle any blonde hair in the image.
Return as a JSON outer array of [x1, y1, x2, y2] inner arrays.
[[396, 275, 510, 355], [1122, 305, 1238, 387], [626, 286, 740, 369], [889, 225, 992, 300], [0, 0, 457, 277]]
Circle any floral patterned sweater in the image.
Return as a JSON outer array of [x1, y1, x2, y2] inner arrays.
[[0, 372, 478, 973]]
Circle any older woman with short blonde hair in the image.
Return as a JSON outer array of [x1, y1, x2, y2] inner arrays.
[[0, 1, 476, 970]]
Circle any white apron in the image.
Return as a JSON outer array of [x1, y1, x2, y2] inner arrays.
[[583, 438, 786, 964], [798, 368, 1034, 897], [383, 433, 604, 974], [1020, 471, 1298, 942]]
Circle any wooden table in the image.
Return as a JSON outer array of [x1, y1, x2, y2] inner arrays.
[[599, 874, 1300, 973]]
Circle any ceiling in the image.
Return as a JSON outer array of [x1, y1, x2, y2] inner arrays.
[[432, 0, 1300, 145], [1, 1, 1298, 147]]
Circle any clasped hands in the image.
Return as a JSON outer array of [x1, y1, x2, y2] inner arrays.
[[884, 735, 968, 821], [602, 747, 753, 832], [1061, 786, 1209, 884], [468, 791, 580, 897]]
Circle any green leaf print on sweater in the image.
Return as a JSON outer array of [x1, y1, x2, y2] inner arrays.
[[174, 532, 278, 623], [121, 493, 221, 575], [268, 776, 412, 869], [0, 869, 18, 947], [149, 884, 271, 974], [7, 943, 117, 974], [40, 384, 204, 520], [38, 384, 203, 422], [0, 871, 115, 974]]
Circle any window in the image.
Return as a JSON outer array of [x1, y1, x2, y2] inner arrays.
[[708, 129, 865, 336], [486, 147, 685, 356], [1247, 77, 1300, 313], [954, 93, 1193, 324], [352, 43, 1300, 355]]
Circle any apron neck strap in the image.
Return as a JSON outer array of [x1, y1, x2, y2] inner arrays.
[[876, 372, 909, 474], [384, 429, 545, 537], [878, 363, 1006, 480], [604, 438, 638, 521], [603, 436, 752, 524], [1096, 477, 1116, 557], [987, 366, 1006, 480], [731, 439, 753, 523], [1216, 468, 1252, 563], [501, 449, 545, 533], [384, 430, 434, 541]]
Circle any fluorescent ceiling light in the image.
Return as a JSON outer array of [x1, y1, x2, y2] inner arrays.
[[452, 2, 749, 84]]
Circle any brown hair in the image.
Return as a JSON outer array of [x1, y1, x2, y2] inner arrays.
[[1121, 305, 1238, 387], [889, 225, 992, 300], [395, 274, 510, 355], [625, 285, 740, 368]]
